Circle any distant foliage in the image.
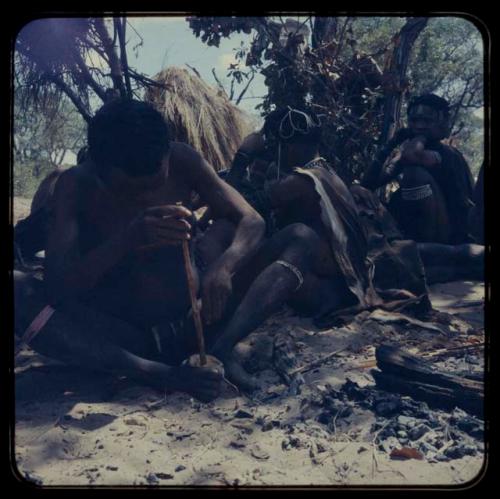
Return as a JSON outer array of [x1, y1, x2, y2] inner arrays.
[[189, 16, 484, 182]]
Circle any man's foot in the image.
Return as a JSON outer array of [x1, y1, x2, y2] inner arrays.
[[223, 353, 260, 393], [143, 362, 223, 403]]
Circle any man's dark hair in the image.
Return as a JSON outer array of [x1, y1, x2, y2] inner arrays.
[[407, 94, 450, 117], [263, 107, 322, 145], [88, 99, 170, 177]]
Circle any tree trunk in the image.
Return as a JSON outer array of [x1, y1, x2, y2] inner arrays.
[[312, 17, 338, 50], [380, 17, 429, 144], [93, 18, 126, 99]]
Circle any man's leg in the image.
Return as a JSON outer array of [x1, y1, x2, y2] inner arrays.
[[391, 166, 451, 243], [14, 271, 222, 402], [417, 243, 485, 284], [208, 223, 343, 391]]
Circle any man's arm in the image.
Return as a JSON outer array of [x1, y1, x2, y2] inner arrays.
[[45, 168, 193, 305], [179, 144, 265, 273], [44, 169, 132, 304], [175, 144, 266, 323]]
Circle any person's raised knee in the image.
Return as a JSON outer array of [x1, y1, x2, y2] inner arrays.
[[401, 166, 433, 187], [285, 223, 319, 244]]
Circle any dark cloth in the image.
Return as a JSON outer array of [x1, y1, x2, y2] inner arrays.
[[426, 143, 474, 243], [352, 186, 429, 303], [292, 161, 374, 308]]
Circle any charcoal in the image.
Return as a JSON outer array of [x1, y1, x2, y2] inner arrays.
[[444, 442, 477, 459], [409, 424, 431, 441], [234, 409, 253, 419], [342, 379, 371, 402], [418, 441, 438, 455], [374, 400, 401, 417]]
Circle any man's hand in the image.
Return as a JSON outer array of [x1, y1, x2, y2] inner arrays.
[[201, 264, 233, 325], [400, 136, 427, 164], [127, 205, 193, 251]]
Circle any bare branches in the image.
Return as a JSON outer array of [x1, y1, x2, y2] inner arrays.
[[115, 17, 133, 99], [42, 72, 93, 123], [211, 68, 227, 96], [379, 17, 429, 144], [235, 69, 256, 105], [93, 18, 126, 98], [186, 64, 202, 79]]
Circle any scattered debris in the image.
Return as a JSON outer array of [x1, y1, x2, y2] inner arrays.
[[250, 444, 270, 460], [390, 447, 424, 461]]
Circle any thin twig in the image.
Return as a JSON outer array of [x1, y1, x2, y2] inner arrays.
[[290, 347, 348, 376]]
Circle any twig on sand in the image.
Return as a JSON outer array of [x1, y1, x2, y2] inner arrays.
[[421, 342, 485, 358], [289, 347, 348, 376], [370, 421, 408, 481]]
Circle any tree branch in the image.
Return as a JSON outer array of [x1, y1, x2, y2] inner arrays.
[[70, 48, 107, 102], [93, 18, 126, 98], [43, 73, 92, 123], [235, 70, 256, 105], [115, 17, 133, 99]]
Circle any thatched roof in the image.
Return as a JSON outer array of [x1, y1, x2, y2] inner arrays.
[[145, 67, 254, 171]]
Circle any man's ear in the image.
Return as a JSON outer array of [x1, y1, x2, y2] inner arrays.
[[438, 114, 451, 139]]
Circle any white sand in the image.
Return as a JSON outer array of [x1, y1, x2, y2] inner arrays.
[[14, 280, 486, 487]]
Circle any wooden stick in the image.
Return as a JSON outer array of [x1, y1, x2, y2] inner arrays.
[[289, 347, 348, 376], [182, 239, 207, 366], [421, 342, 484, 358]]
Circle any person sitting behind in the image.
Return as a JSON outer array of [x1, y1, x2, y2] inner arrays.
[[361, 93, 475, 245]]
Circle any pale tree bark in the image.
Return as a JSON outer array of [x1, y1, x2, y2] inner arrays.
[[312, 17, 338, 50], [93, 18, 126, 99], [380, 17, 429, 144]]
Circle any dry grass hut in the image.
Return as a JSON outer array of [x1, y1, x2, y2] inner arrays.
[[145, 67, 254, 172]]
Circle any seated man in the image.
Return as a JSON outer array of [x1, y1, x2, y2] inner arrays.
[[14, 99, 266, 402], [361, 94, 475, 245], [14, 100, 373, 396], [223, 108, 437, 324], [217, 107, 382, 317]]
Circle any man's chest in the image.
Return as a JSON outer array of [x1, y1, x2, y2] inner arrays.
[[78, 177, 194, 248]]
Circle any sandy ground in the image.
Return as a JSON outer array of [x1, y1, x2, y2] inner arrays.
[[12, 197, 486, 488], [13, 280, 485, 488]]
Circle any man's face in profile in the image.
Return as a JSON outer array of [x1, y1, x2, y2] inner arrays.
[[408, 104, 448, 141]]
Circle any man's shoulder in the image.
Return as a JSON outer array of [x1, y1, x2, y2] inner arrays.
[[169, 141, 199, 162], [53, 162, 102, 198], [169, 142, 217, 181]]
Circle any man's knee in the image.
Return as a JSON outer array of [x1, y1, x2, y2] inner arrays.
[[14, 271, 42, 304], [401, 166, 433, 186], [14, 271, 46, 333], [279, 223, 320, 265], [399, 166, 439, 203], [283, 223, 319, 243]]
